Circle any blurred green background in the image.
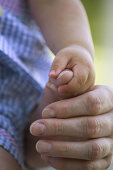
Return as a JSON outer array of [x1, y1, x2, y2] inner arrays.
[[82, 0, 113, 87]]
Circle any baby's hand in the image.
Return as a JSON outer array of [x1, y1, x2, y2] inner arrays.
[[48, 45, 95, 98]]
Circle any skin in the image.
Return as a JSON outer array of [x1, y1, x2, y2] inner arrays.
[[28, 0, 94, 56], [30, 85, 113, 170], [28, 0, 95, 98], [0, 147, 21, 170], [0, 1, 96, 169], [26, 0, 111, 169], [49, 46, 95, 98]]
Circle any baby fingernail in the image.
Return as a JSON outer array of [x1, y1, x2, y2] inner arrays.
[[49, 70, 55, 76], [30, 122, 46, 135], [49, 69, 61, 78], [42, 108, 56, 118], [36, 141, 52, 153]]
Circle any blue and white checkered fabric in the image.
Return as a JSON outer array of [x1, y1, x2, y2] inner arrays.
[[0, 4, 52, 170]]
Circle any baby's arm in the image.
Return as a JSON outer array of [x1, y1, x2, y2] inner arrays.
[[28, 0, 95, 97], [28, 0, 94, 56]]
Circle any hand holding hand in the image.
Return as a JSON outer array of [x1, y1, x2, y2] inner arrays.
[[48, 45, 95, 98], [31, 86, 113, 170]]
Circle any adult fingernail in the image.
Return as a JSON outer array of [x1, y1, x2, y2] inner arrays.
[[42, 108, 56, 118], [30, 122, 46, 135], [36, 141, 52, 153]]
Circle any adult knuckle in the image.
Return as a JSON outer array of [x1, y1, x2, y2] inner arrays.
[[54, 121, 64, 135], [59, 143, 70, 155], [64, 144, 71, 153], [86, 92, 101, 115], [88, 142, 104, 160], [60, 102, 72, 117], [50, 102, 66, 118], [81, 118, 101, 138]]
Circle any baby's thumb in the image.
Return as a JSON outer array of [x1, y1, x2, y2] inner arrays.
[[57, 69, 73, 86], [49, 53, 68, 79]]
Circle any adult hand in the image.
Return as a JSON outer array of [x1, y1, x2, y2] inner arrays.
[[30, 86, 113, 170]]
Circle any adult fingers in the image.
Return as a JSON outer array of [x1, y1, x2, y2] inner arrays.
[[30, 112, 113, 138], [42, 85, 113, 119], [36, 138, 113, 160], [41, 155, 112, 170]]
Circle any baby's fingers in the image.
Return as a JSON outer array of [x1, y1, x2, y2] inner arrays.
[[57, 69, 73, 86], [48, 69, 73, 100], [49, 51, 70, 79], [58, 64, 95, 97]]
